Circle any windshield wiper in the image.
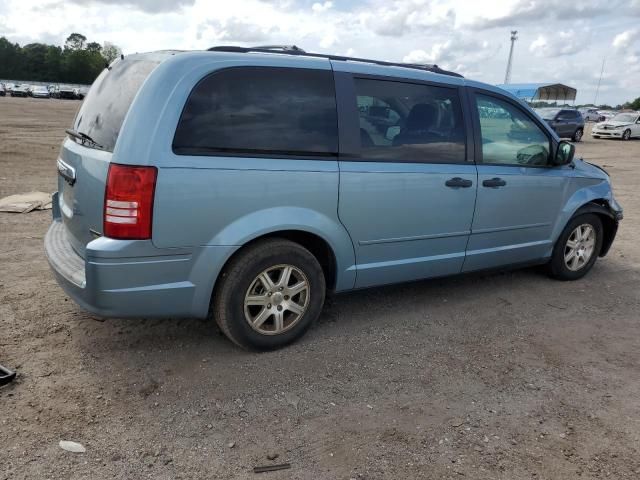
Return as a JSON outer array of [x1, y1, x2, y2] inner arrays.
[[65, 129, 103, 149]]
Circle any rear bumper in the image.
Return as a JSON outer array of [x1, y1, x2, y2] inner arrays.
[[45, 194, 237, 319]]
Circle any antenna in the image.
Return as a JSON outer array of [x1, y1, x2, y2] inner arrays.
[[504, 30, 518, 84], [594, 57, 605, 106]]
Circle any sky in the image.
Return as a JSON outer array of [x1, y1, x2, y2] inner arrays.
[[0, 0, 639, 105]]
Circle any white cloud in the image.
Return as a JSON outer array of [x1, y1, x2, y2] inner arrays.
[[68, 0, 195, 13], [529, 31, 581, 57], [199, 17, 279, 42], [312, 1, 332, 13], [403, 42, 452, 64], [466, 0, 616, 30], [362, 0, 455, 37], [612, 29, 639, 49], [403, 37, 493, 68]]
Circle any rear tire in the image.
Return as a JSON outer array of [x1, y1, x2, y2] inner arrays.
[[572, 128, 583, 142], [548, 214, 603, 281], [213, 238, 326, 350]]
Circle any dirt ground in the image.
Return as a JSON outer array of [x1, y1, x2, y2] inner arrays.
[[1, 96, 639, 480]]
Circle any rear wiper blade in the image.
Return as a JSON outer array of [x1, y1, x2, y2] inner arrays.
[[65, 129, 103, 149]]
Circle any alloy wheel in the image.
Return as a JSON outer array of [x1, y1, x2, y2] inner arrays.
[[564, 224, 596, 271], [243, 264, 310, 335]]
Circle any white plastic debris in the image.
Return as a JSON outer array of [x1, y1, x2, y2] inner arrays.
[[59, 440, 86, 453], [0, 192, 52, 213]]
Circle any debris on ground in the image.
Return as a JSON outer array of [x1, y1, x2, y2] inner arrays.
[[59, 440, 86, 453], [266, 453, 279, 460], [0, 192, 52, 213], [450, 418, 465, 428], [254, 463, 291, 474], [284, 392, 300, 409], [0, 364, 17, 386]]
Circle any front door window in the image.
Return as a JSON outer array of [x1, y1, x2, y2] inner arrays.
[[476, 94, 550, 166]]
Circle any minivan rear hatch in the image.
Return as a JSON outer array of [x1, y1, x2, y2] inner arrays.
[[57, 52, 173, 257]]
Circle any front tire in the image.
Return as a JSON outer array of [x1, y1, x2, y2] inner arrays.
[[548, 214, 603, 280], [213, 238, 326, 350], [572, 128, 583, 142], [622, 129, 631, 141]]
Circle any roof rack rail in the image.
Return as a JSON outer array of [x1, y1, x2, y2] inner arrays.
[[209, 45, 307, 54], [206, 45, 463, 78]]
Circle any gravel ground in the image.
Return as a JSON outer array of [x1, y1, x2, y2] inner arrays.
[[1, 97, 639, 479]]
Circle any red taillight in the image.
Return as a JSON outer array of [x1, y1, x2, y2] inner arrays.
[[104, 164, 157, 240]]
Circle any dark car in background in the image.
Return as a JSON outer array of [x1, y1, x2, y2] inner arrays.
[[536, 108, 584, 142], [50, 85, 79, 99], [0, 83, 5, 96]]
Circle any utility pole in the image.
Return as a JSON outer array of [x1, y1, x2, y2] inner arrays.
[[504, 30, 518, 84], [594, 57, 605, 106]]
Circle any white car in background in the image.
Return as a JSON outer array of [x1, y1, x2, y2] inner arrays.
[[592, 112, 640, 140], [599, 111, 616, 121]]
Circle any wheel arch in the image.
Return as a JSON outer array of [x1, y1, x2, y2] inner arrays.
[[228, 229, 340, 291], [570, 199, 619, 257]]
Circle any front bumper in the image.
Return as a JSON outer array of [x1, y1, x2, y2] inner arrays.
[[44, 193, 237, 319], [592, 128, 624, 138]]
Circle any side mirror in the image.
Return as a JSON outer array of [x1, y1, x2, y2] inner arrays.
[[554, 140, 575, 166]]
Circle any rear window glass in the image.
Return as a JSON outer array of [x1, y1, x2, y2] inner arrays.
[[173, 67, 338, 156], [72, 56, 164, 152]]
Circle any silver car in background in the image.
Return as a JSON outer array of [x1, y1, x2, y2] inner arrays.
[[580, 108, 604, 122], [32, 85, 51, 98]]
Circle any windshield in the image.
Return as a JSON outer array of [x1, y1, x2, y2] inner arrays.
[[537, 108, 560, 120], [611, 113, 638, 123], [72, 53, 171, 151]]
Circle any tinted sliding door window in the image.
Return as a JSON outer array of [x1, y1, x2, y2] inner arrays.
[[475, 94, 550, 166], [354, 78, 466, 163], [173, 67, 338, 156]]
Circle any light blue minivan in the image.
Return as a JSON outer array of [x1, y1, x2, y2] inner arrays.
[[45, 46, 623, 350]]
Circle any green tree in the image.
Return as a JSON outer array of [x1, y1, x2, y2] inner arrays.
[[629, 97, 640, 110], [22, 43, 49, 80], [65, 33, 87, 51], [0, 34, 106, 85], [102, 42, 122, 64], [86, 42, 102, 53]]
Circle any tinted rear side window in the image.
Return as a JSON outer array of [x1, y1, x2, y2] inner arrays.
[[73, 55, 165, 152], [354, 78, 466, 163], [173, 67, 338, 156]]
